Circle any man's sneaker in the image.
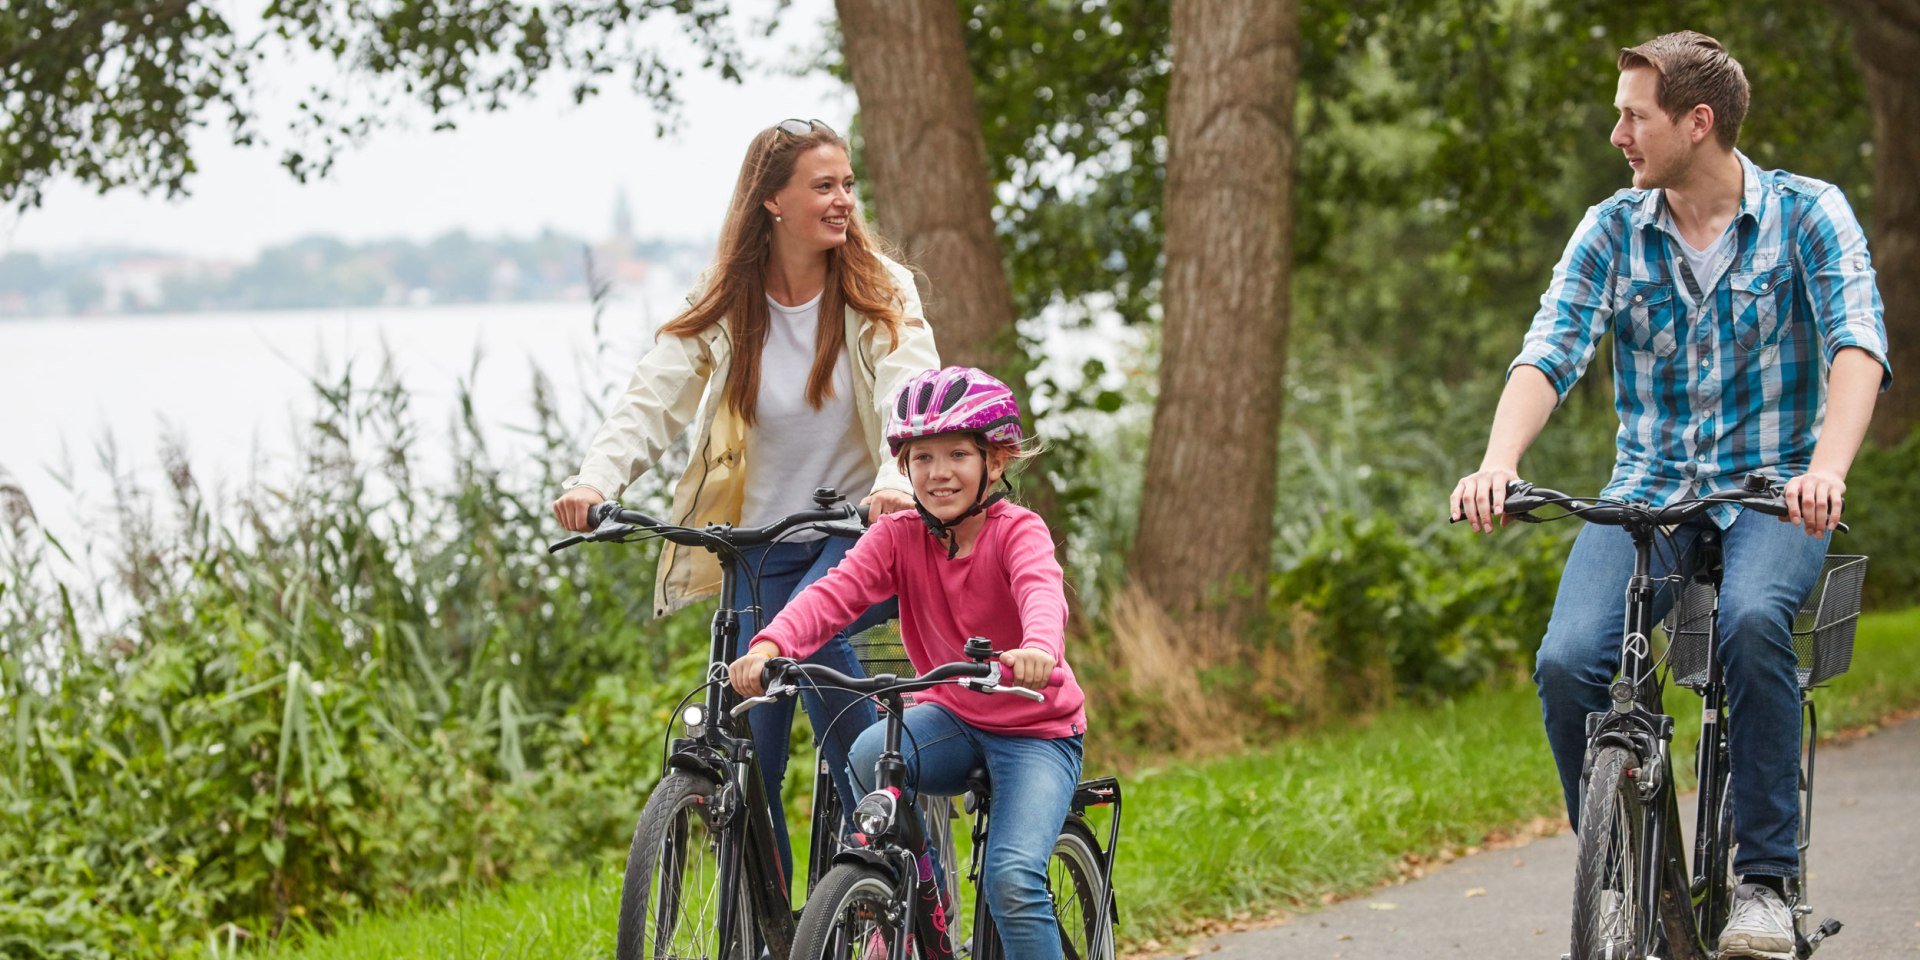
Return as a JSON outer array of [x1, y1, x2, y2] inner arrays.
[[1718, 883, 1796, 959]]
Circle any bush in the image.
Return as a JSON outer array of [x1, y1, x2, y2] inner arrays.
[[0, 362, 706, 957]]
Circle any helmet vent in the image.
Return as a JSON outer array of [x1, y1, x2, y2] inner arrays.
[[938, 377, 968, 412]]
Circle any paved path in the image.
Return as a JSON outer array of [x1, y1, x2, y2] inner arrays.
[[1183, 716, 1920, 959]]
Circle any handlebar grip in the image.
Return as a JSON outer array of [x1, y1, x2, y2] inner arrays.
[[588, 500, 621, 527], [856, 503, 871, 525]]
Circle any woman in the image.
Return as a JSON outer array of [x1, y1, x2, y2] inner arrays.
[[552, 118, 939, 878]]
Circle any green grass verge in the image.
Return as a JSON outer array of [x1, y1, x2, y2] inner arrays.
[[244, 608, 1919, 959]]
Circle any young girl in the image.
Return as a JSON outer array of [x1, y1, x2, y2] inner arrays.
[[730, 366, 1087, 960]]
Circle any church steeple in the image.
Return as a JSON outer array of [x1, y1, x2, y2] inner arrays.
[[612, 188, 634, 250]]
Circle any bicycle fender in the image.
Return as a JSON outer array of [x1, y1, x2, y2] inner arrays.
[[666, 750, 728, 782], [831, 846, 902, 879]]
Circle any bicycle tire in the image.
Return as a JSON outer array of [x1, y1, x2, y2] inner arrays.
[[791, 864, 901, 960], [1049, 818, 1116, 960], [1572, 745, 1656, 960], [616, 772, 754, 960]]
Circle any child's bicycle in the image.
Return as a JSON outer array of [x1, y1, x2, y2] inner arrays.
[[1492, 474, 1864, 960], [549, 488, 950, 960], [735, 639, 1121, 960]]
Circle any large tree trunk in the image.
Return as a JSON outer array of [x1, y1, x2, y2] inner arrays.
[[1831, 0, 1920, 446], [833, 0, 1019, 374], [836, 0, 1069, 547], [1128, 0, 1297, 625]]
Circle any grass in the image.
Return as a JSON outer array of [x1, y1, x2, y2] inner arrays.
[[244, 607, 1920, 959]]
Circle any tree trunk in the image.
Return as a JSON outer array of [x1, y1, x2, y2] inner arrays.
[[1128, 0, 1297, 625], [833, 0, 1019, 374], [1832, 0, 1920, 446], [837, 0, 1073, 548]]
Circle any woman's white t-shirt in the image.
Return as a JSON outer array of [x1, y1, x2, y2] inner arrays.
[[739, 291, 873, 538]]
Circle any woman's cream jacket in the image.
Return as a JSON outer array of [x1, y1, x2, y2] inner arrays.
[[562, 256, 939, 616]]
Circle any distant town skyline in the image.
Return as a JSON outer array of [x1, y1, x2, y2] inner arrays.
[[0, 1, 850, 261]]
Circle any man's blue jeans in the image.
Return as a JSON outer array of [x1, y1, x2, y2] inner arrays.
[[848, 704, 1084, 960], [731, 536, 896, 884], [1533, 507, 1829, 877]]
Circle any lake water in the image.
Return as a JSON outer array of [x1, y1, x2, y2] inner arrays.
[[0, 296, 674, 540], [0, 292, 1137, 555]]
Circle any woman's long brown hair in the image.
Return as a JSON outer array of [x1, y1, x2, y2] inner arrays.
[[657, 125, 906, 427]]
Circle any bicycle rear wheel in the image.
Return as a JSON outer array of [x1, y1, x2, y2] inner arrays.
[[1572, 746, 1655, 960], [790, 864, 901, 960], [1048, 819, 1115, 960], [617, 772, 754, 960]]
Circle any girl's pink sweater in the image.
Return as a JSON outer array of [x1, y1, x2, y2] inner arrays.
[[755, 501, 1087, 739]]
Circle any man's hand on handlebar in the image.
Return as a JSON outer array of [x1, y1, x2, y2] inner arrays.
[[998, 647, 1057, 691], [729, 640, 784, 697], [1782, 469, 1846, 537], [552, 486, 607, 533], [1450, 464, 1521, 534]]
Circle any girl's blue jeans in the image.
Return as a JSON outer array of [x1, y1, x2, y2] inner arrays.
[[1533, 508, 1829, 877], [731, 536, 896, 884], [848, 703, 1084, 960]]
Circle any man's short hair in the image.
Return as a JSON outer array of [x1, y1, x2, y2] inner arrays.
[[1618, 31, 1750, 150]]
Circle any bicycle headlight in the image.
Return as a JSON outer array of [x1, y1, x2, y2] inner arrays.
[[852, 790, 898, 839], [682, 704, 707, 738]]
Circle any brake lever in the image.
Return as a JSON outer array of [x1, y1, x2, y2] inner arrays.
[[961, 663, 1046, 702], [730, 679, 797, 718]]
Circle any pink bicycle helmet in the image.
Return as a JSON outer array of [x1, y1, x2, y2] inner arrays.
[[886, 366, 1024, 457]]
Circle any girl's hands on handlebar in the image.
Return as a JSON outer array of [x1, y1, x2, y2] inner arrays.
[[1450, 464, 1521, 534], [552, 486, 607, 533], [729, 641, 783, 697], [999, 648, 1057, 691]]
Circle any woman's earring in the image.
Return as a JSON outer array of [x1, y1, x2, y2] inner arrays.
[[773, 214, 783, 222]]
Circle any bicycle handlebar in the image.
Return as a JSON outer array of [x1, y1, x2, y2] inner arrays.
[[1480, 472, 1844, 532], [731, 655, 1063, 718], [547, 490, 871, 554]]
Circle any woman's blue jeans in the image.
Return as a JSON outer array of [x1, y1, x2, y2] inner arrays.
[[1533, 508, 1829, 877], [848, 704, 1084, 960], [731, 536, 896, 884]]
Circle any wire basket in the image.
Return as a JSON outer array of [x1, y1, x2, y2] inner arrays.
[[848, 622, 915, 678], [1664, 555, 1868, 690]]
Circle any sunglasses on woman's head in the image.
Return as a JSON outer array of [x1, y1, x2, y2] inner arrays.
[[775, 118, 835, 138]]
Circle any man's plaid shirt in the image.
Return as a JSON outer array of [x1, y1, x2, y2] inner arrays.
[[1510, 151, 1892, 527]]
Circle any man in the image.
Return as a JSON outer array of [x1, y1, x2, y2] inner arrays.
[[1449, 30, 1890, 959]]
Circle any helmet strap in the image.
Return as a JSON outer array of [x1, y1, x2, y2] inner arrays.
[[914, 468, 1005, 560]]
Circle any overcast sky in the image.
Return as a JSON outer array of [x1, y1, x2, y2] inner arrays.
[[0, 0, 851, 261]]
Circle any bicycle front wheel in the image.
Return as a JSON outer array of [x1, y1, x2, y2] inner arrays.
[[1571, 745, 1654, 960], [791, 864, 901, 960], [617, 772, 753, 960], [1048, 819, 1115, 960]]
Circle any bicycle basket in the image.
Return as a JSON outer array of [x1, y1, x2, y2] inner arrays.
[[848, 623, 915, 678], [1663, 554, 1868, 690]]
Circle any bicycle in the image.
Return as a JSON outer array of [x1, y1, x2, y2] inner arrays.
[[1490, 473, 1864, 960], [737, 640, 1122, 960], [550, 487, 934, 960]]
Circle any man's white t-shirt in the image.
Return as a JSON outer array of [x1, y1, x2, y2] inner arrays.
[[738, 291, 873, 539], [1672, 218, 1738, 309]]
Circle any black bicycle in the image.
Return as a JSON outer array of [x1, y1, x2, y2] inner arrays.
[[1492, 474, 1864, 960], [742, 640, 1121, 960], [551, 487, 908, 960]]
